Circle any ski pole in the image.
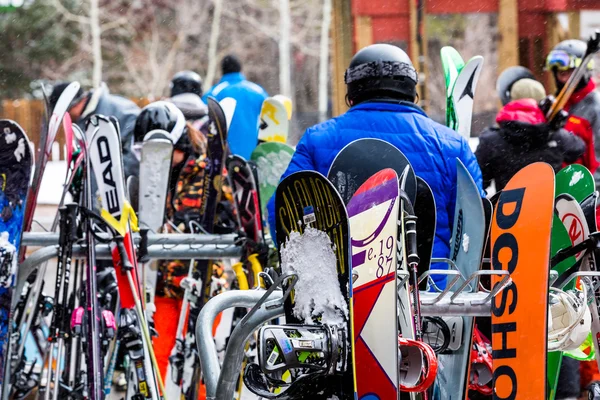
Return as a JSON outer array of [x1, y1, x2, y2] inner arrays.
[[115, 238, 166, 398]]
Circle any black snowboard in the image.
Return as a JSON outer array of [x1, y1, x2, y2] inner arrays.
[[227, 155, 264, 245], [415, 177, 436, 291], [274, 170, 351, 398], [327, 138, 417, 205]]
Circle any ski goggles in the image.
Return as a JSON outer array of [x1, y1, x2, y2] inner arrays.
[[545, 50, 594, 71]]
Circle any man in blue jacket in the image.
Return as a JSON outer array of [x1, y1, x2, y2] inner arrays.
[[203, 55, 268, 159], [268, 43, 484, 286]]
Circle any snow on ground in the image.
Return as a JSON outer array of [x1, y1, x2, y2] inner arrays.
[[37, 160, 68, 205]]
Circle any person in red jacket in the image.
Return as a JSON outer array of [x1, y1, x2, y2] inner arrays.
[[546, 39, 600, 400], [546, 39, 600, 178]]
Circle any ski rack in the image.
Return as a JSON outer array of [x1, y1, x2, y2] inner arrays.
[[21, 231, 238, 246], [197, 272, 296, 400], [416, 258, 513, 317]]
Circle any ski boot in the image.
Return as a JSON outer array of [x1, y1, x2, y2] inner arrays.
[[118, 309, 150, 400], [243, 324, 347, 398]]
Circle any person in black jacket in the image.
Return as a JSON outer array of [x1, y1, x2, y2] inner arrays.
[[475, 97, 585, 192]]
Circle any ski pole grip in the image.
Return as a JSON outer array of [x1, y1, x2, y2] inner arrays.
[[66, 203, 79, 239], [58, 206, 69, 247], [138, 228, 150, 264], [405, 215, 420, 267], [115, 237, 133, 272]]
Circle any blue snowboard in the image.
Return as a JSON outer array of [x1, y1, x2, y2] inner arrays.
[[434, 159, 485, 400], [0, 120, 32, 388]]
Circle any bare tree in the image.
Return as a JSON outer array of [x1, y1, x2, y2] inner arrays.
[[279, 0, 292, 97], [318, 0, 332, 121], [205, 0, 224, 88]]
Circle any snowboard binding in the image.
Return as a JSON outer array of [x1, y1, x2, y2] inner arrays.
[[469, 326, 493, 395], [243, 323, 348, 398], [548, 282, 592, 352], [398, 337, 438, 392]]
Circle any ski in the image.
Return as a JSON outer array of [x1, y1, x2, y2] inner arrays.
[[24, 82, 80, 232], [170, 97, 228, 400], [441, 46, 465, 128], [87, 114, 164, 399], [451, 56, 484, 138]]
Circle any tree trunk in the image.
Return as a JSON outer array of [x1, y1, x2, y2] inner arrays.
[[318, 0, 332, 122], [90, 0, 102, 89], [205, 0, 223, 88], [279, 0, 291, 97]]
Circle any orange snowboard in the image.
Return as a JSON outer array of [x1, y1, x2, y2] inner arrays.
[[490, 162, 554, 399]]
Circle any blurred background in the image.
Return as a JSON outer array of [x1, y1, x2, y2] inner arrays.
[[0, 0, 599, 146]]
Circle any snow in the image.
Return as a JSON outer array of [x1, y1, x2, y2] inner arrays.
[[37, 160, 68, 205], [280, 226, 348, 327]]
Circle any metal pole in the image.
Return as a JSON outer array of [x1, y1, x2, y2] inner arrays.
[[21, 232, 238, 247], [195, 290, 284, 399]]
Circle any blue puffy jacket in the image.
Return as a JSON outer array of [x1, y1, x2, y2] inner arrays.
[[267, 101, 484, 284], [203, 72, 268, 159]]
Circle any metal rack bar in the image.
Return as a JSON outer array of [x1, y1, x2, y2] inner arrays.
[[21, 232, 238, 247]]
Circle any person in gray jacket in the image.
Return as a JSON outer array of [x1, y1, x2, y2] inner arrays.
[[49, 82, 141, 178]]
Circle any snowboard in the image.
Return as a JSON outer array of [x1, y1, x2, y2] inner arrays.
[[273, 94, 293, 120], [328, 138, 417, 205], [441, 46, 465, 128], [435, 159, 486, 400], [548, 165, 597, 399], [451, 56, 484, 138], [348, 168, 399, 399], [0, 121, 32, 389], [556, 164, 596, 203], [258, 96, 289, 143], [227, 155, 264, 244], [548, 193, 591, 399], [415, 177, 436, 291], [490, 162, 554, 399], [274, 170, 352, 397], [579, 192, 600, 372], [250, 142, 295, 216]]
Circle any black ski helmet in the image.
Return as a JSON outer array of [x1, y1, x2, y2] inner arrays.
[[546, 39, 593, 91], [170, 70, 203, 98], [496, 66, 535, 106], [345, 44, 418, 105], [134, 101, 186, 147]]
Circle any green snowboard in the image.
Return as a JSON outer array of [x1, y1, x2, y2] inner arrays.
[[250, 142, 295, 218], [441, 46, 465, 128], [555, 164, 596, 203], [547, 165, 596, 400]]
